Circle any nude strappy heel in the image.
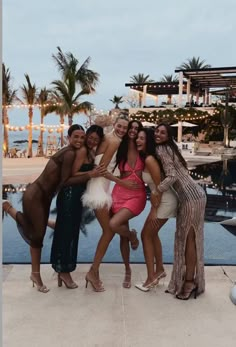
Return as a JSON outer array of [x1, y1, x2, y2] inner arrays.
[[85, 267, 105, 292], [30, 272, 49, 293], [58, 274, 78, 289]]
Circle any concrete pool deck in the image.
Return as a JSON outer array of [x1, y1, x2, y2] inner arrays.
[[1, 154, 222, 185], [2, 264, 236, 347]]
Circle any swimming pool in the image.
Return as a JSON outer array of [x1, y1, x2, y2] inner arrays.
[[2, 181, 236, 265]]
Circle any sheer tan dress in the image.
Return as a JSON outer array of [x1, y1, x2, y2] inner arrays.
[[16, 146, 77, 248], [156, 145, 206, 295]]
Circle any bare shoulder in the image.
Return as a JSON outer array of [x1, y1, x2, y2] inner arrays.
[[97, 133, 120, 154], [145, 155, 158, 166], [106, 132, 121, 145], [77, 146, 87, 155]]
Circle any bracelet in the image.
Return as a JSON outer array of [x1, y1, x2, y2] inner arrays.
[[151, 190, 159, 196]]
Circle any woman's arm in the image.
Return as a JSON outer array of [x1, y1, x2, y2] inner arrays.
[[61, 148, 106, 187], [64, 165, 106, 186], [99, 140, 119, 168], [156, 146, 177, 193], [105, 171, 140, 190], [145, 155, 162, 208]]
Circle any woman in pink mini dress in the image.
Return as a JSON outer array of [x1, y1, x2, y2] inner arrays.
[[108, 120, 146, 288]]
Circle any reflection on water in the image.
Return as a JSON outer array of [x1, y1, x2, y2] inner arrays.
[[190, 159, 236, 223], [2, 159, 236, 265]]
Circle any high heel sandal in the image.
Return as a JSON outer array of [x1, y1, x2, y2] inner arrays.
[[156, 271, 167, 286], [123, 271, 131, 289], [2, 200, 13, 214], [30, 272, 49, 293], [57, 274, 78, 289], [135, 277, 159, 292], [141, 271, 166, 285], [130, 229, 139, 250], [157, 271, 167, 281], [176, 280, 198, 300], [85, 268, 105, 292]]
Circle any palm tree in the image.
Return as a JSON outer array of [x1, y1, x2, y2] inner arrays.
[[161, 74, 179, 104], [52, 47, 99, 125], [177, 57, 211, 103], [177, 56, 211, 70], [36, 88, 52, 156], [45, 92, 67, 148], [109, 95, 124, 109], [129, 73, 155, 107], [20, 74, 37, 157], [51, 73, 94, 126], [2, 63, 17, 156]]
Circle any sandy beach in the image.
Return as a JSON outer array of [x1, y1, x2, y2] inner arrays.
[[2, 157, 49, 184]]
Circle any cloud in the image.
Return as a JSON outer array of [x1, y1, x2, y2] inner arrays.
[[3, 0, 236, 113]]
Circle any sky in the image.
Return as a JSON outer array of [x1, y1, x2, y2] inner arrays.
[[3, 0, 236, 127]]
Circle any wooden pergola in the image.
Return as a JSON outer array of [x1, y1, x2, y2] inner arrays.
[[125, 66, 236, 107], [175, 66, 236, 106]]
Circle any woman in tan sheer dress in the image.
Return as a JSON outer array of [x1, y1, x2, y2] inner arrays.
[[154, 124, 206, 300]]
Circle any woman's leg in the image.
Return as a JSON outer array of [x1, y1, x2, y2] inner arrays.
[[176, 228, 198, 299], [92, 208, 114, 272], [110, 210, 135, 288], [185, 228, 197, 281], [141, 218, 167, 286], [109, 209, 139, 249], [153, 235, 165, 276], [85, 207, 114, 291], [3, 201, 49, 292], [120, 234, 131, 288]]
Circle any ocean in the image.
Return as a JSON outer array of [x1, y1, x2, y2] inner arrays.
[[5, 109, 89, 155]]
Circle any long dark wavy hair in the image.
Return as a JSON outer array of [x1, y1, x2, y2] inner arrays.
[[115, 120, 143, 170], [138, 128, 163, 170], [155, 123, 187, 169]]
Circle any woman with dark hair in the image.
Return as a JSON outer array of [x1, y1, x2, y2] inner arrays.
[[2, 124, 105, 293], [82, 115, 140, 291], [134, 128, 178, 292], [108, 120, 146, 288], [50, 125, 105, 289], [154, 123, 206, 299]]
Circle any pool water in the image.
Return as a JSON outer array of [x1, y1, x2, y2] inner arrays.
[[2, 184, 236, 265]]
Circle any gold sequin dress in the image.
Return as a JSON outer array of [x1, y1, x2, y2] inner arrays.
[[156, 145, 206, 295]]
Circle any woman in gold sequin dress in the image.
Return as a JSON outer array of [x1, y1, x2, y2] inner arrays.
[[154, 124, 206, 300]]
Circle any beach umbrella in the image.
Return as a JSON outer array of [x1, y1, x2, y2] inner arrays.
[[171, 121, 198, 142], [142, 121, 156, 127]]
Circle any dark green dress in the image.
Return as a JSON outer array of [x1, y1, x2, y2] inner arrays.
[[50, 163, 93, 273]]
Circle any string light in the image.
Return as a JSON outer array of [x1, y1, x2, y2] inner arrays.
[[6, 123, 70, 133]]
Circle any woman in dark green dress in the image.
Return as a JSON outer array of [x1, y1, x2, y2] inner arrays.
[[50, 125, 104, 289]]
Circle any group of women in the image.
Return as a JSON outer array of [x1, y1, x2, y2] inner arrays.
[[2, 114, 206, 300]]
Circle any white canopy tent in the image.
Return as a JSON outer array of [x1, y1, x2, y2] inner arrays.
[[171, 121, 198, 142], [141, 121, 156, 127]]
